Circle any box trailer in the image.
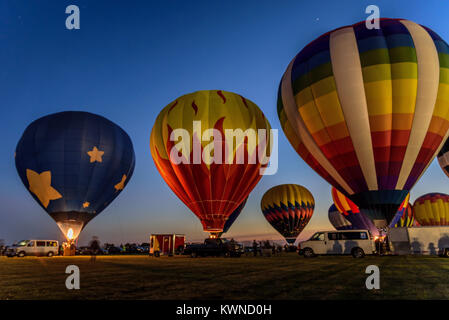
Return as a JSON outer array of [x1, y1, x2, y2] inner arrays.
[[388, 227, 449, 256], [149, 234, 185, 257]]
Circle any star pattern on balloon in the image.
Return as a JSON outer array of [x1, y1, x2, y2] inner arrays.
[[83, 201, 90, 208], [87, 146, 104, 163], [114, 174, 127, 191], [26, 169, 62, 208]]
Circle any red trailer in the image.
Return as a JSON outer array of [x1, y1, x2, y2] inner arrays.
[[150, 234, 185, 257]]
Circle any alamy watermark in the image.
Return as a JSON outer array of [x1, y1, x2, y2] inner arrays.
[[169, 121, 278, 175]]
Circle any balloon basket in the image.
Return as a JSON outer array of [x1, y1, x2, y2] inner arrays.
[[63, 241, 76, 256]]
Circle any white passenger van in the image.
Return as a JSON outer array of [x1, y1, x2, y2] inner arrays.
[[6, 240, 59, 257], [298, 230, 376, 258]]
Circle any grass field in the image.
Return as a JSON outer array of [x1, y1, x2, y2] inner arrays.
[[1, 254, 448, 300]]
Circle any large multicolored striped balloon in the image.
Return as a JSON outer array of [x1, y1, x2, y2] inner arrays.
[[261, 184, 314, 244], [389, 202, 414, 227], [150, 90, 271, 236], [413, 193, 449, 226], [331, 187, 379, 236], [328, 204, 353, 230], [278, 18, 449, 227]]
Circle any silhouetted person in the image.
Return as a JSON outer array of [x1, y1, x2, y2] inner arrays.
[[410, 238, 422, 254], [428, 242, 437, 255], [332, 240, 343, 254], [252, 240, 258, 257], [89, 236, 101, 263], [438, 234, 449, 256]]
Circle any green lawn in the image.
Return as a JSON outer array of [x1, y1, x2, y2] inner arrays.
[[0, 254, 448, 300]]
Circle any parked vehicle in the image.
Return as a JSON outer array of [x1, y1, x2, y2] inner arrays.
[[6, 240, 59, 257], [298, 230, 376, 258], [150, 234, 185, 257], [388, 226, 449, 257], [183, 238, 244, 258], [105, 246, 122, 255], [76, 246, 105, 255]]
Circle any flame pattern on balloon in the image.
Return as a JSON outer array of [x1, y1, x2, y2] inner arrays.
[[150, 90, 271, 234], [278, 18, 449, 226], [413, 193, 449, 226], [261, 184, 314, 244]]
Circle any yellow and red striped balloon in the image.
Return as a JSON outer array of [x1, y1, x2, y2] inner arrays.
[[261, 184, 314, 244], [413, 193, 449, 226]]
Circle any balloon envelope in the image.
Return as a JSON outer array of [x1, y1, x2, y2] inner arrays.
[[328, 204, 353, 230], [261, 184, 314, 244], [437, 138, 449, 178], [331, 187, 379, 236], [222, 198, 247, 234], [150, 90, 271, 235], [389, 202, 415, 228], [278, 18, 449, 227], [413, 193, 449, 226], [15, 111, 135, 241]]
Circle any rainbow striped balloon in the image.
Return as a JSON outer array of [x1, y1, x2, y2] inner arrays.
[[278, 18, 449, 227]]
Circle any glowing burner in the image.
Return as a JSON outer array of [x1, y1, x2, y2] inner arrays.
[[67, 228, 74, 240]]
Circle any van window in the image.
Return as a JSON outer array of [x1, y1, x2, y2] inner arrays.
[[46, 241, 57, 247], [328, 233, 338, 240], [36, 241, 46, 247], [27, 241, 35, 247], [310, 233, 324, 241], [340, 232, 368, 240]]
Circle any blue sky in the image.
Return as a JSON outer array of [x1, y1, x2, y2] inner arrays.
[[1, 0, 449, 245]]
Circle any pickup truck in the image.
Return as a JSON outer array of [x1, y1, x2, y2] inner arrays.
[[183, 238, 244, 258]]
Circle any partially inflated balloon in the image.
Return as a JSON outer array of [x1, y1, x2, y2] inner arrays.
[[278, 18, 449, 227], [437, 138, 449, 178], [261, 184, 314, 244], [222, 198, 247, 234], [389, 202, 414, 227], [331, 187, 379, 236], [328, 204, 352, 230], [150, 90, 271, 236], [15, 111, 135, 241], [413, 193, 449, 226]]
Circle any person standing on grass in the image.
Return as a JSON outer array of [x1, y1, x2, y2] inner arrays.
[[89, 236, 101, 263], [252, 240, 258, 257]]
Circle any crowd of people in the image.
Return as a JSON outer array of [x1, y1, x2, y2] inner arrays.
[[251, 240, 296, 256]]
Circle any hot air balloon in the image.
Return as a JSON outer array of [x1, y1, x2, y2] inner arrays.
[[261, 184, 314, 244], [389, 202, 414, 227], [413, 193, 449, 226], [221, 198, 247, 235], [328, 204, 352, 230], [331, 187, 379, 236], [437, 138, 449, 178], [150, 90, 271, 237], [278, 18, 449, 227], [15, 111, 135, 242]]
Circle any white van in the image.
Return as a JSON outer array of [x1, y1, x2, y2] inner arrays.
[[298, 230, 376, 258], [6, 240, 59, 257]]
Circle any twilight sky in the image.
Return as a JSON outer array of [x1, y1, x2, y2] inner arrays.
[[1, 0, 449, 245]]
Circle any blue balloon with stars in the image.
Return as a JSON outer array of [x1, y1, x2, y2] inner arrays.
[[15, 111, 135, 241]]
